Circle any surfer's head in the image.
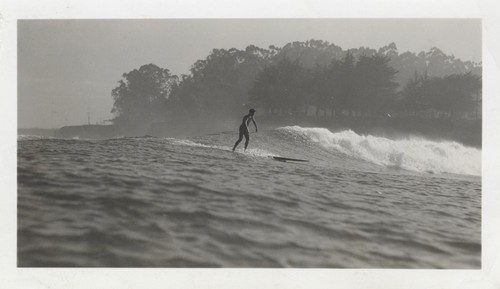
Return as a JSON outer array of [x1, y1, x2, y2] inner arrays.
[[249, 108, 256, 115]]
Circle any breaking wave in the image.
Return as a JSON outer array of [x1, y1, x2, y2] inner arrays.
[[279, 126, 481, 176]]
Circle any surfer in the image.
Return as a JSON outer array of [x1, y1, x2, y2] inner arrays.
[[232, 108, 258, 152]]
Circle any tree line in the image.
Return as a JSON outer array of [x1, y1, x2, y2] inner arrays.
[[399, 71, 481, 119], [249, 52, 399, 117], [110, 40, 482, 127]]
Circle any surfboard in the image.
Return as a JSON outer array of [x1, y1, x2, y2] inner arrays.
[[272, 156, 309, 162]]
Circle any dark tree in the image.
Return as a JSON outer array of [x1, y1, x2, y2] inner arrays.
[[248, 64, 281, 114], [171, 46, 275, 118], [249, 58, 308, 116], [310, 62, 339, 117], [401, 71, 481, 118], [401, 72, 431, 115], [337, 51, 356, 116], [435, 72, 482, 118], [354, 54, 398, 116], [111, 64, 177, 127]]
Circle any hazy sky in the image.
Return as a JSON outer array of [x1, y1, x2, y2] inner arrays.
[[18, 19, 481, 128]]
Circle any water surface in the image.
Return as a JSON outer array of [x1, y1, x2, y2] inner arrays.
[[18, 126, 481, 267]]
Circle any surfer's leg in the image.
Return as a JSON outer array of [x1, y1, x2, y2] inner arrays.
[[243, 130, 250, 150], [232, 130, 244, 151]]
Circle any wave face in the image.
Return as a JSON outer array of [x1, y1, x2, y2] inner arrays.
[[17, 126, 481, 268], [278, 126, 481, 176]]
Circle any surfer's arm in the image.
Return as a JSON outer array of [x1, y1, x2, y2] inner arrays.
[[252, 118, 258, 132]]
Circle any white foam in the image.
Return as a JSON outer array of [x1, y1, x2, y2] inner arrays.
[[17, 135, 48, 141], [280, 126, 481, 176], [170, 139, 274, 158], [171, 139, 230, 150], [239, 148, 274, 157]]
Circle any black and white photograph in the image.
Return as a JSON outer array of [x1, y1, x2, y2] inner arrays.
[[2, 0, 500, 288]]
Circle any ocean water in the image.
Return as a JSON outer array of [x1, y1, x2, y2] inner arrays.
[[17, 126, 481, 268]]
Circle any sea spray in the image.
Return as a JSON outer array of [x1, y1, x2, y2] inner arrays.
[[279, 126, 481, 176]]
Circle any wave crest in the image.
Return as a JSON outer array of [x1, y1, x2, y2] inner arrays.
[[279, 126, 481, 176]]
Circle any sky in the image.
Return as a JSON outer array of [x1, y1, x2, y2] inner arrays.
[[18, 19, 481, 129]]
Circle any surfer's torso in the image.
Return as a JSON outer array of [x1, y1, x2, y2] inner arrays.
[[239, 115, 253, 131]]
